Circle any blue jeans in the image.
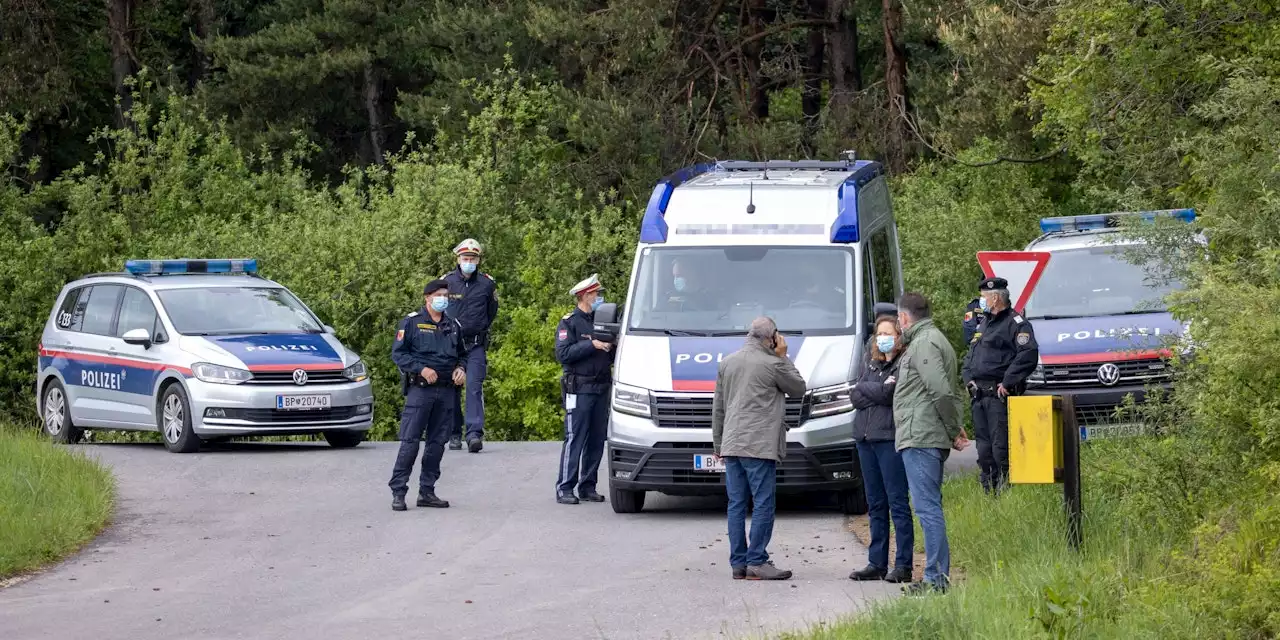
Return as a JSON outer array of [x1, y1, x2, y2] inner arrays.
[[856, 440, 914, 571], [725, 456, 777, 568], [901, 447, 950, 587]]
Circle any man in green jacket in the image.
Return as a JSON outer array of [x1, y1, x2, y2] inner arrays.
[[893, 292, 970, 594]]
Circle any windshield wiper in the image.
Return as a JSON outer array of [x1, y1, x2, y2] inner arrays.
[[1102, 309, 1168, 317], [1028, 314, 1087, 320]]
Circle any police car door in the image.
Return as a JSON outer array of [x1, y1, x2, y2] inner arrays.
[[66, 284, 126, 427], [103, 286, 166, 427]]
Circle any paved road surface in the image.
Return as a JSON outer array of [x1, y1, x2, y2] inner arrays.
[[1, 441, 975, 640]]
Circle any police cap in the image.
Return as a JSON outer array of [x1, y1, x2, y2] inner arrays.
[[423, 278, 450, 295], [978, 276, 1008, 291], [570, 273, 604, 297]]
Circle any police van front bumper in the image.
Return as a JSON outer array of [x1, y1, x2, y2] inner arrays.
[[188, 378, 375, 436], [607, 441, 859, 497], [1025, 381, 1172, 427]]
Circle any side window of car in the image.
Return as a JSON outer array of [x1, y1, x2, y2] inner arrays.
[[80, 285, 124, 336], [116, 287, 160, 340], [55, 287, 88, 332]]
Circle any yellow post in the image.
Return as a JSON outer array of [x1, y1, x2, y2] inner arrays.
[[1007, 395, 1062, 484]]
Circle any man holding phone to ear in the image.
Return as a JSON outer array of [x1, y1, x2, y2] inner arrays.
[[712, 317, 808, 581]]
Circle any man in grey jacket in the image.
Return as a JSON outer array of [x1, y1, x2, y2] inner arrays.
[[712, 317, 808, 581]]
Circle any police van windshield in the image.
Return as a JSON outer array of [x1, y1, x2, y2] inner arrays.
[[157, 287, 324, 335], [627, 246, 855, 334], [1022, 245, 1182, 320]]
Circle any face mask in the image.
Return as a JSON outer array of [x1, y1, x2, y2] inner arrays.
[[460, 262, 477, 275], [590, 296, 604, 311], [876, 335, 896, 354], [430, 296, 449, 312], [673, 276, 686, 292], [979, 297, 990, 313]]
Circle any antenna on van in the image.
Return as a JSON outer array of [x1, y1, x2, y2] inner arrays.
[[746, 182, 756, 215]]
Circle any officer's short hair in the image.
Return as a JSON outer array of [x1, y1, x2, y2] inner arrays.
[[993, 288, 1011, 305], [748, 317, 777, 345], [897, 292, 931, 320]]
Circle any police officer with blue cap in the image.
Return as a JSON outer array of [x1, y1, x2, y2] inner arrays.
[[443, 238, 498, 453], [388, 279, 467, 511], [555, 273, 616, 505], [962, 297, 982, 346], [961, 276, 1039, 494]]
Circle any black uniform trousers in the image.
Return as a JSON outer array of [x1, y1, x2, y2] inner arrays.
[[556, 391, 609, 497], [389, 384, 456, 497], [971, 392, 1010, 492]]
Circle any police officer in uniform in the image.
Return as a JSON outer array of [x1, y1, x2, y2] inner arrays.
[[961, 297, 982, 346], [388, 279, 467, 511], [555, 274, 616, 505], [961, 277, 1039, 494], [443, 238, 498, 453], [663, 258, 713, 311]]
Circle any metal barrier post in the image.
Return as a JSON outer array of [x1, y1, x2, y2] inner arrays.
[[1060, 394, 1082, 550]]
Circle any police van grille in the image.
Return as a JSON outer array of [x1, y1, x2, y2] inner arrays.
[[651, 394, 807, 429], [1041, 358, 1169, 386], [246, 370, 347, 385]]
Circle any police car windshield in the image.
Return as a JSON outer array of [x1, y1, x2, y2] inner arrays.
[[1022, 245, 1182, 320], [627, 246, 854, 333], [156, 287, 324, 335]]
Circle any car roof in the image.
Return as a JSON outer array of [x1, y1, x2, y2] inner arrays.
[[1024, 229, 1142, 252], [68, 273, 283, 291]]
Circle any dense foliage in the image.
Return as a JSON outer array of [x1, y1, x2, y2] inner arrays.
[[4, 0, 1280, 633]]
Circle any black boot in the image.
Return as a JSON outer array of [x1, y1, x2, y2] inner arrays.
[[391, 495, 407, 512], [849, 565, 886, 581], [449, 435, 463, 451], [417, 491, 450, 508], [884, 566, 913, 584], [468, 437, 483, 453], [578, 490, 605, 503], [557, 493, 580, 505]]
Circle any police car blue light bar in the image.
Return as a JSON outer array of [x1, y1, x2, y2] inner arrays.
[[124, 259, 259, 275], [1039, 208, 1196, 234]]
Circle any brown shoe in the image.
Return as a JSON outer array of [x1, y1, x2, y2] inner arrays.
[[746, 563, 793, 581]]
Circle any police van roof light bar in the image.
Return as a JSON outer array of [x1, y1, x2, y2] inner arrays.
[[717, 159, 856, 172], [1039, 208, 1195, 234], [124, 259, 259, 276]]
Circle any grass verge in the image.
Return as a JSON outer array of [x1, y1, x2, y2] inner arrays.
[[0, 425, 115, 580], [789, 445, 1215, 639]]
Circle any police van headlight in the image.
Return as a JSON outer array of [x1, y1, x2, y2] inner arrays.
[[1027, 365, 1046, 385], [612, 383, 652, 418], [192, 363, 252, 385], [343, 359, 368, 382], [809, 383, 853, 418]]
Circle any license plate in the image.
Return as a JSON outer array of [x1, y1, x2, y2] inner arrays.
[[693, 454, 726, 472], [276, 394, 331, 411], [1080, 423, 1145, 441]]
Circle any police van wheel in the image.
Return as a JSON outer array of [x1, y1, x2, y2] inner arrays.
[[839, 487, 869, 515], [159, 385, 201, 453], [323, 430, 365, 449], [42, 381, 83, 444], [610, 485, 645, 514]]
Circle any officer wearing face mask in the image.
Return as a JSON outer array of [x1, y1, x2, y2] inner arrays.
[[555, 273, 616, 505], [389, 279, 467, 512], [442, 238, 498, 453], [664, 258, 710, 311], [961, 276, 1039, 494]]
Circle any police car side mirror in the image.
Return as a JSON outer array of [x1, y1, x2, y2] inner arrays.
[[121, 328, 153, 348], [323, 324, 336, 334], [593, 302, 621, 344]]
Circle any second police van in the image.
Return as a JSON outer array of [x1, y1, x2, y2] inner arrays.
[[1020, 210, 1193, 439], [604, 157, 902, 514], [36, 259, 374, 453]]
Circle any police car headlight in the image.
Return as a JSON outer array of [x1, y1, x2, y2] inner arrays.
[[343, 359, 368, 382], [1028, 365, 1046, 385], [192, 363, 252, 385], [612, 383, 651, 418], [809, 383, 853, 418]]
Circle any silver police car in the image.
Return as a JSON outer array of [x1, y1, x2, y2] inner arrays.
[[36, 259, 374, 452]]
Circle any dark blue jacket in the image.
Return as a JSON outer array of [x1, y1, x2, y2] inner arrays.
[[962, 298, 982, 346], [555, 307, 615, 394], [392, 307, 467, 386], [962, 307, 1039, 389], [443, 267, 498, 341], [851, 354, 900, 442]]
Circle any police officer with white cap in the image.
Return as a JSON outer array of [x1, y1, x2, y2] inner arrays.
[[554, 273, 616, 505], [961, 276, 1039, 494], [442, 238, 498, 453]]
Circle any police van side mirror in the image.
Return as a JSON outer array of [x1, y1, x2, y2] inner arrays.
[[593, 302, 621, 344], [121, 328, 153, 348], [323, 325, 336, 334]]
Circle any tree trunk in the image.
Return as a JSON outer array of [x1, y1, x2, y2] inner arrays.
[[742, 0, 770, 120], [882, 0, 909, 173], [187, 0, 215, 89], [802, 0, 827, 129], [106, 0, 137, 128], [362, 62, 386, 165], [828, 0, 861, 111]]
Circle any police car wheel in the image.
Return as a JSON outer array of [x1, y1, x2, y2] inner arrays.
[[158, 385, 201, 454], [323, 430, 365, 449], [609, 485, 645, 514], [41, 380, 83, 444], [839, 487, 869, 515]]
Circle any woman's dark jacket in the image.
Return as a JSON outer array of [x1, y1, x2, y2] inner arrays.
[[851, 353, 900, 442]]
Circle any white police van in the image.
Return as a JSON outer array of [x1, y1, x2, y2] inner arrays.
[[604, 158, 902, 513], [36, 259, 374, 452], [1021, 210, 1192, 440]]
